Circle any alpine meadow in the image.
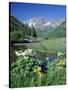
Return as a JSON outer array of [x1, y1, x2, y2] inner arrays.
[[9, 2, 66, 88]]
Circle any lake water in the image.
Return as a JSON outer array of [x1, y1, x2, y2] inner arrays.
[[10, 43, 57, 64]]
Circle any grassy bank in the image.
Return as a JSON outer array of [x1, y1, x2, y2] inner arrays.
[[27, 37, 66, 54]]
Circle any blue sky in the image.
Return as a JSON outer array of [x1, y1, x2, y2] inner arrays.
[[9, 2, 66, 22]]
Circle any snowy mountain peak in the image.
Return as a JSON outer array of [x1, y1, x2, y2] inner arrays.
[[28, 22, 36, 28], [24, 17, 64, 30], [43, 22, 51, 26]]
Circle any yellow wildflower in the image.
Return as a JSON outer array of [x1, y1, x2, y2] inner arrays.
[[57, 60, 65, 66], [33, 68, 37, 73], [33, 66, 41, 73]]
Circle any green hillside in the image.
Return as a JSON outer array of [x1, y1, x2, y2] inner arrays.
[[10, 16, 37, 42], [36, 20, 66, 39], [48, 21, 66, 38]]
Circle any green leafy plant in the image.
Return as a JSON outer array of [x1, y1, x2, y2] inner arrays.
[[10, 49, 66, 87], [46, 59, 66, 85]]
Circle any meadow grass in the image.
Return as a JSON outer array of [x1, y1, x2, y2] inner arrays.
[[27, 37, 66, 54], [10, 37, 66, 87]]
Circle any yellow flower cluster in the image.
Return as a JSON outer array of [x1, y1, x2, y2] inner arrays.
[[33, 66, 42, 76], [57, 60, 65, 70], [57, 60, 65, 66], [33, 66, 41, 73], [56, 60, 65, 70]]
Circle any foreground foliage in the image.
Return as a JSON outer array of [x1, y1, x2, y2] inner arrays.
[[10, 49, 66, 88]]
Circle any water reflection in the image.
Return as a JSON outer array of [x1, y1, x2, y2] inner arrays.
[[10, 43, 57, 64]]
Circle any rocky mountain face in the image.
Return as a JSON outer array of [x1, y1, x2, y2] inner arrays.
[[24, 16, 64, 31], [10, 16, 66, 41], [24, 16, 66, 38]]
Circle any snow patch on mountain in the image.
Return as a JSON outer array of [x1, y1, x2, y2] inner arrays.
[[23, 17, 64, 30]]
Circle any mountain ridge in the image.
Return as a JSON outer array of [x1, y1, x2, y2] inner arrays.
[[24, 17, 65, 30]]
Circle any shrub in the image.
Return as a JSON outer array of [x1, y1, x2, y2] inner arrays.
[[10, 49, 66, 87], [46, 59, 66, 85], [10, 49, 43, 87]]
